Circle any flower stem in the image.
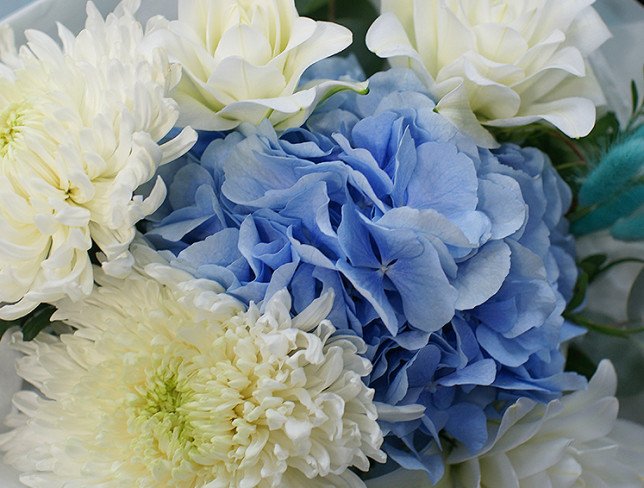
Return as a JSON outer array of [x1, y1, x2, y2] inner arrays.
[[328, 0, 336, 21], [550, 129, 587, 165], [566, 314, 644, 337]]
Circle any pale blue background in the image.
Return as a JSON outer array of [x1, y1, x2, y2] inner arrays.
[[0, 0, 33, 18], [0, 0, 177, 37]]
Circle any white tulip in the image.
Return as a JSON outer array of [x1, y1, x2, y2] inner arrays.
[[148, 0, 368, 131], [366, 0, 611, 147]]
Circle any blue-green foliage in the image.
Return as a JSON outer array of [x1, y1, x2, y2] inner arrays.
[[573, 125, 644, 240], [612, 206, 644, 240]]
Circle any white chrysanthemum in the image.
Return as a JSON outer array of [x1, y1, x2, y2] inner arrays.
[[0, 24, 20, 71], [365, 361, 644, 488], [0, 0, 196, 320], [366, 0, 611, 147], [147, 0, 368, 131], [0, 246, 385, 488]]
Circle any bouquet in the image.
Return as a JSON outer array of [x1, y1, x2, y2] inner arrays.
[[0, 0, 642, 486]]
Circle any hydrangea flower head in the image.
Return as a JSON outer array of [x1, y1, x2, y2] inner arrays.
[[0, 0, 196, 320], [146, 65, 583, 479], [0, 244, 385, 487]]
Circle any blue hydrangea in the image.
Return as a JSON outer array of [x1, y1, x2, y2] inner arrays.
[[143, 66, 583, 482]]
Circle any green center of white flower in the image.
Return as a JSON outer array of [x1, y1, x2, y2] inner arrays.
[[139, 364, 194, 445], [123, 330, 269, 485], [0, 102, 29, 156]]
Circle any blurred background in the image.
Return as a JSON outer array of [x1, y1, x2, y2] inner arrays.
[[0, 0, 31, 16]]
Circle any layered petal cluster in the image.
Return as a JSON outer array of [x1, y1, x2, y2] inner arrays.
[[144, 66, 582, 478], [0, 244, 385, 487], [366, 0, 611, 146], [148, 0, 367, 131], [445, 360, 644, 488], [0, 0, 196, 320], [365, 362, 644, 488]]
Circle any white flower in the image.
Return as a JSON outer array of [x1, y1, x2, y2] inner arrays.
[[365, 361, 644, 488], [0, 24, 20, 71], [0, 244, 385, 488], [0, 0, 196, 320], [445, 360, 644, 488], [147, 0, 368, 131], [366, 0, 611, 147]]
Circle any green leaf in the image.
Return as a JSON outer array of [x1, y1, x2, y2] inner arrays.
[[294, 0, 384, 75], [625, 68, 644, 132], [565, 344, 598, 380], [583, 111, 620, 154], [0, 319, 20, 340], [21, 305, 55, 342], [295, 0, 328, 15], [579, 254, 608, 283], [567, 270, 589, 311], [632, 79, 640, 116], [334, 0, 382, 76], [627, 269, 644, 323]]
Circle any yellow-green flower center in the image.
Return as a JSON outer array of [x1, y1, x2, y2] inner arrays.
[[143, 369, 188, 421], [0, 102, 29, 157], [134, 361, 197, 454], [121, 323, 301, 486]]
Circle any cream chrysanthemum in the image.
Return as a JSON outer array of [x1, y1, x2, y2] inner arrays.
[[0, 246, 385, 487], [0, 0, 196, 320]]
